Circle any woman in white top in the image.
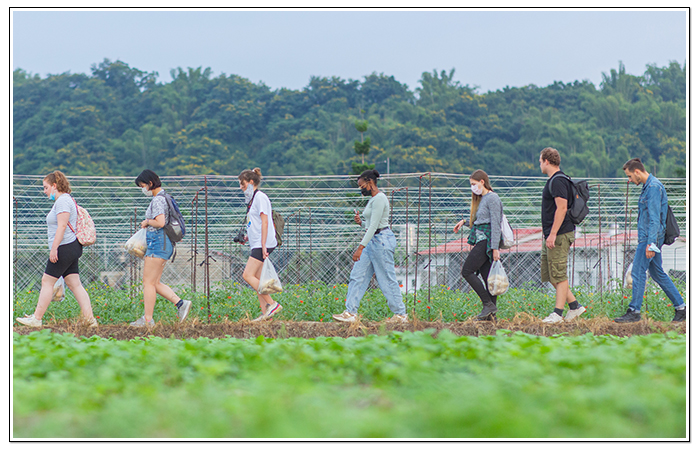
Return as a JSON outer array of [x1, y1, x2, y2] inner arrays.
[[16, 171, 96, 328], [238, 168, 282, 321]]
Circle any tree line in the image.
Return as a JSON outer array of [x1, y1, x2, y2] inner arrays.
[[13, 59, 686, 178]]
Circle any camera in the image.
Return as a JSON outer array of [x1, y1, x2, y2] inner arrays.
[[233, 229, 247, 244]]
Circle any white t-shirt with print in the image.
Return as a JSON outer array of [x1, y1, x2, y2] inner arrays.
[[246, 191, 277, 249]]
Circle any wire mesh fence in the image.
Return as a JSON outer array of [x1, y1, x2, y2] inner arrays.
[[13, 173, 687, 305]]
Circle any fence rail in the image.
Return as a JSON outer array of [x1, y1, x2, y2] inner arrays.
[[13, 173, 687, 305]]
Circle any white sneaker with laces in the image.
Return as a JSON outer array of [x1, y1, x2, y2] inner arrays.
[[542, 312, 563, 324], [332, 311, 357, 322], [564, 306, 586, 321], [17, 314, 42, 327], [386, 314, 408, 324]]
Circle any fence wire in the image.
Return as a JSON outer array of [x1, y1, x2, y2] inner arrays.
[[13, 173, 686, 305]]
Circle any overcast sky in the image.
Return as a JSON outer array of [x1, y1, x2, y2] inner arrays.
[[11, 9, 687, 94]]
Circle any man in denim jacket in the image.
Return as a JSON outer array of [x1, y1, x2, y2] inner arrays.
[[614, 158, 686, 323]]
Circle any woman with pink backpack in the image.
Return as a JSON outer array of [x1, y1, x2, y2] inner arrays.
[[16, 171, 97, 328]]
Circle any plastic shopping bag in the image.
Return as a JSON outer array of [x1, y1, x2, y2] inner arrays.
[[125, 228, 148, 259], [624, 263, 633, 289], [487, 260, 509, 296], [52, 277, 65, 302], [258, 258, 284, 295]]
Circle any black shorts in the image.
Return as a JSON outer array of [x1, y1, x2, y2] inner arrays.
[[45, 239, 83, 278], [250, 247, 275, 262]]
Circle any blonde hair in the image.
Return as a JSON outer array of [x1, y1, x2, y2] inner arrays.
[[238, 167, 263, 187], [469, 169, 493, 227], [44, 170, 71, 194]]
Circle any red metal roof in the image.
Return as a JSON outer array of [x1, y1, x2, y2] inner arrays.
[[418, 229, 641, 255]]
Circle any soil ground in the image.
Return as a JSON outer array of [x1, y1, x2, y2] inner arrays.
[[12, 314, 686, 340]]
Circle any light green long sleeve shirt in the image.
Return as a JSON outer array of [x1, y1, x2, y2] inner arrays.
[[360, 192, 390, 247]]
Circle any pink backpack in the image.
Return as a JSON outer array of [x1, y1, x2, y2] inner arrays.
[[67, 197, 97, 246]]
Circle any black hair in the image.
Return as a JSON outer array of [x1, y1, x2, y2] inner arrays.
[[135, 169, 162, 189], [358, 169, 380, 184]]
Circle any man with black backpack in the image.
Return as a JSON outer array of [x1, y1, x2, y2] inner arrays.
[[614, 158, 686, 323], [539, 147, 586, 323]]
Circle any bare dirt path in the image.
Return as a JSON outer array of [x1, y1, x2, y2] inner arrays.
[[12, 315, 686, 340]]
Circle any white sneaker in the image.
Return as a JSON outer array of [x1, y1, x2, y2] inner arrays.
[[177, 300, 192, 322], [265, 302, 282, 319], [16, 314, 42, 327], [386, 314, 408, 324], [542, 312, 563, 324], [564, 306, 586, 321], [332, 311, 357, 322]]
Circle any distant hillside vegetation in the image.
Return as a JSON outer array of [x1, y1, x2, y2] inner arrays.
[[13, 60, 685, 178]]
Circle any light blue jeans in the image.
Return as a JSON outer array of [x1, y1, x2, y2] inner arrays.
[[629, 242, 685, 312], [345, 229, 406, 315]]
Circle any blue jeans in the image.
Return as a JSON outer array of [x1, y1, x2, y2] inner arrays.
[[345, 229, 406, 315], [145, 228, 173, 260], [629, 242, 685, 312]]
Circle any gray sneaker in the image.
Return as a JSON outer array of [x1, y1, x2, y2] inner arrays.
[[177, 300, 192, 322], [129, 316, 155, 327]]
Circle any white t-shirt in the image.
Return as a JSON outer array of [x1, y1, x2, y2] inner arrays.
[[46, 194, 77, 247], [246, 191, 277, 249]]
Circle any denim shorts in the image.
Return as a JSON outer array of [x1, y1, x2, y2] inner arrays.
[[145, 228, 173, 260]]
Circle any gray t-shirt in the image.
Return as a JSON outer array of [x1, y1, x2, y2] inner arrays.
[[145, 192, 169, 232], [472, 192, 503, 250], [46, 194, 77, 247]]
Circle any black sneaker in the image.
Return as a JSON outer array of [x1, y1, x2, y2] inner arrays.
[[672, 309, 686, 322], [614, 308, 641, 323]]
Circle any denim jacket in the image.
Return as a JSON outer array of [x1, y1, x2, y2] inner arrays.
[[637, 174, 668, 247]]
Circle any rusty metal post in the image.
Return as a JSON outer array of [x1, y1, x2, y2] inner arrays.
[[427, 173, 432, 317], [309, 207, 313, 283], [414, 176, 422, 314], [13, 197, 17, 303], [204, 177, 211, 322], [598, 184, 602, 300]]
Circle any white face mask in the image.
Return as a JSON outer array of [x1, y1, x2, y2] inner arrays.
[[142, 186, 153, 197], [244, 183, 255, 204], [471, 184, 483, 196]]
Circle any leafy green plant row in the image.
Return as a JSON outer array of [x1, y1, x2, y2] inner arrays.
[[13, 330, 686, 438], [13, 280, 686, 326]]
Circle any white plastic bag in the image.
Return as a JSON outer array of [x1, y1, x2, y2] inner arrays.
[[499, 213, 515, 249], [624, 263, 633, 289], [125, 228, 148, 259], [487, 260, 509, 296], [52, 277, 65, 302], [258, 258, 283, 295]]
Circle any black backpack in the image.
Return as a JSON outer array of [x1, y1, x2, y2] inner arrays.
[[549, 173, 590, 225], [664, 204, 680, 246]]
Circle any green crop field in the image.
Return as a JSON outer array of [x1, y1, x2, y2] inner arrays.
[[12, 279, 687, 326], [13, 329, 686, 439]]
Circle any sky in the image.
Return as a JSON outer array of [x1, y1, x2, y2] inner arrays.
[[11, 8, 688, 94]]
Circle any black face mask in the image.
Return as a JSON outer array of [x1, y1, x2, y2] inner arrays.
[[360, 186, 372, 196]]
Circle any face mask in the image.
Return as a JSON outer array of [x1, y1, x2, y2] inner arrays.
[[244, 183, 256, 204], [360, 187, 372, 196], [49, 188, 56, 201], [142, 186, 153, 197], [471, 184, 483, 196]]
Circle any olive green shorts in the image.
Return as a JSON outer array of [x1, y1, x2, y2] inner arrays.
[[541, 231, 575, 285]]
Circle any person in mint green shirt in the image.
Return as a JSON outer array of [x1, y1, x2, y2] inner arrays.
[[332, 170, 407, 324]]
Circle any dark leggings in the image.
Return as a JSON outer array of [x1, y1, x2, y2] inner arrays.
[[461, 239, 497, 305]]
